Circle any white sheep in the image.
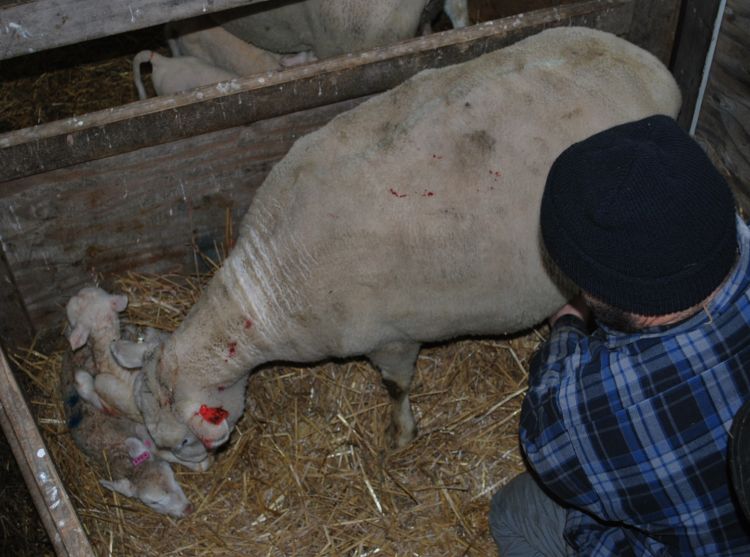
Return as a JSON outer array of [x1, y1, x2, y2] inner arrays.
[[134, 27, 316, 100], [66, 286, 141, 419], [114, 27, 682, 462], [138, 0, 467, 99], [132, 50, 240, 100], [207, 0, 469, 59]]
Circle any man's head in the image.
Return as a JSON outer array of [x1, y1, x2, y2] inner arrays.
[[540, 114, 737, 319]]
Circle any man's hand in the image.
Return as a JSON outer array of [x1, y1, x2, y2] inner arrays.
[[549, 294, 591, 328]]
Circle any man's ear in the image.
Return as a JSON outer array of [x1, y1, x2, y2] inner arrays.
[[100, 478, 136, 497]]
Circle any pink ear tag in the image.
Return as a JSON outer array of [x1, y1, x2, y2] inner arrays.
[[198, 404, 229, 425], [131, 451, 151, 467]]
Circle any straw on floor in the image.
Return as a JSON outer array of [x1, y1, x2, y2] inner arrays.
[[13, 270, 544, 556]]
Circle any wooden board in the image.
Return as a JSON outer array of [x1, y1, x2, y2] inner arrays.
[[469, 0, 680, 66], [0, 97, 368, 346], [626, 0, 681, 65], [694, 0, 750, 214], [672, 0, 724, 128], [0, 0, 269, 61], [0, 0, 636, 183], [0, 248, 34, 355], [0, 347, 94, 556]]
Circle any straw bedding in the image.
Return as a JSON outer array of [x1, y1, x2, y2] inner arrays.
[[13, 269, 545, 556]]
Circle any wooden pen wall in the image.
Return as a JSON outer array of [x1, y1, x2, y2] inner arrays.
[[693, 0, 750, 213]]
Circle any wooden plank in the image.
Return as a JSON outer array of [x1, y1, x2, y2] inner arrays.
[[694, 0, 750, 214], [0, 0, 269, 61], [0, 245, 35, 355], [0, 347, 94, 556], [672, 0, 723, 128], [625, 0, 681, 65], [0, 97, 368, 344], [0, 0, 636, 183], [468, 0, 581, 21]]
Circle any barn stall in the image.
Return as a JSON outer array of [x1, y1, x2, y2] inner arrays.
[[0, 0, 744, 554]]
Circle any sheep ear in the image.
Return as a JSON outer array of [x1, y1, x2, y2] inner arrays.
[[141, 327, 169, 344], [68, 325, 89, 350], [124, 437, 149, 459], [100, 478, 136, 497], [110, 340, 155, 369], [110, 294, 128, 313]]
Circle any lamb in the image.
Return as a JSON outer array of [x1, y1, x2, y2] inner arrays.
[[60, 344, 193, 517], [164, 21, 316, 78], [132, 50, 239, 100], [114, 27, 682, 463], [66, 286, 213, 466], [133, 42, 314, 100], [65, 286, 140, 419]]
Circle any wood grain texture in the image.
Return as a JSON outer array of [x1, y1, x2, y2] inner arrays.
[[0, 0, 636, 182], [0, 247, 34, 354], [694, 0, 750, 214], [626, 0, 681, 65], [672, 0, 723, 127], [0, 0, 269, 61], [0, 98, 366, 338], [0, 347, 94, 557], [467, 0, 679, 64]]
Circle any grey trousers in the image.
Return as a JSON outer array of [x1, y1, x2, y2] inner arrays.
[[489, 472, 570, 557]]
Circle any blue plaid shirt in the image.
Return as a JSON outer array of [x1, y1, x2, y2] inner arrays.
[[521, 217, 750, 556]]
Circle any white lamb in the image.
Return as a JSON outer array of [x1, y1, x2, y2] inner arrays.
[[61, 344, 193, 517], [65, 286, 214, 469]]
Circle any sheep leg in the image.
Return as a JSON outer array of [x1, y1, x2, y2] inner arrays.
[[74, 370, 105, 412], [94, 374, 140, 419], [368, 341, 420, 448], [443, 0, 469, 28]]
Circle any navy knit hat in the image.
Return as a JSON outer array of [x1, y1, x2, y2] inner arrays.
[[540, 115, 737, 316]]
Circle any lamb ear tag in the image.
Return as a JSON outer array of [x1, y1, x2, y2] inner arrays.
[[198, 404, 229, 425]]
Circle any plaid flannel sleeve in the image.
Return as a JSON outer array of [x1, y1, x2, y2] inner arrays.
[[520, 316, 636, 555], [520, 314, 595, 503]]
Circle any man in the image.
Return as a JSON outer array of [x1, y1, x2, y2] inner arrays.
[[490, 115, 750, 555]]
